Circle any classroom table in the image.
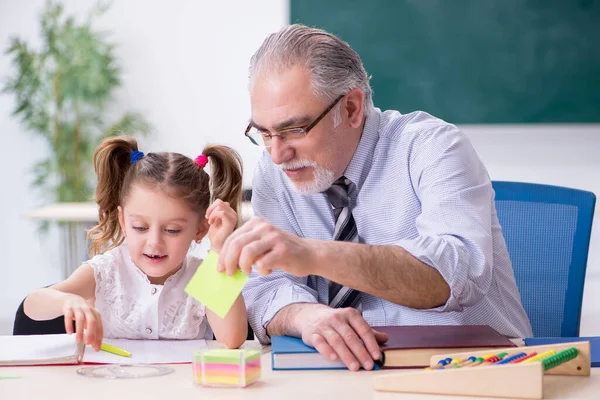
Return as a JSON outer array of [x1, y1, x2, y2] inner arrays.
[[1, 345, 599, 399]]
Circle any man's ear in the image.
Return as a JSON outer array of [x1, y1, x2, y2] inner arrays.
[[195, 219, 209, 243], [118, 206, 126, 237], [344, 87, 365, 128]]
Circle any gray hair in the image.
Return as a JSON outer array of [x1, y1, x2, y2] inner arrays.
[[249, 24, 373, 119]]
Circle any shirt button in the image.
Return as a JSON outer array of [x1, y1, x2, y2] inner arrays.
[[151, 287, 157, 295], [145, 327, 152, 335]]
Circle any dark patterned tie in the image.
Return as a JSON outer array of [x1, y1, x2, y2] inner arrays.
[[324, 176, 361, 308]]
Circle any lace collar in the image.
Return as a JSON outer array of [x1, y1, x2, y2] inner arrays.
[[127, 255, 188, 286]]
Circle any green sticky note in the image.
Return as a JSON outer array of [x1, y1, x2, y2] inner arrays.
[[184, 251, 248, 318], [199, 349, 261, 364]]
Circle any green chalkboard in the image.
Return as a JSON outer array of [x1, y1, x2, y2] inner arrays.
[[291, 0, 600, 123]]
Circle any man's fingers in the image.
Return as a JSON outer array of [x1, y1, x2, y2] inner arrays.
[[320, 327, 360, 371], [347, 311, 382, 360], [218, 219, 260, 272], [222, 229, 264, 275], [219, 218, 251, 254], [333, 320, 374, 370], [310, 333, 337, 361], [373, 329, 389, 345], [238, 232, 279, 274], [251, 235, 287, 273]]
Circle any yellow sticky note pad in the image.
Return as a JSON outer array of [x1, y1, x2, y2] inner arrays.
[[185, 251, 248, 318]]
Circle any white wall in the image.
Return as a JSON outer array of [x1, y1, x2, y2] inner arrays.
[[1, 1, 598, 336], [0, 0, 287, 333]]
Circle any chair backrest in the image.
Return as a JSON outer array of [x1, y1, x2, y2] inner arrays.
[[14, 296, 255, 340], [13, 298, 67, 335], [492, 181, 596, 337]]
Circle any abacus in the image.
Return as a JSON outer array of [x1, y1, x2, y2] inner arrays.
[[373, 340, 590, 399]]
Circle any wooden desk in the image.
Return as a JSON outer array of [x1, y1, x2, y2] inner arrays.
[[1, 351, 598, 399]]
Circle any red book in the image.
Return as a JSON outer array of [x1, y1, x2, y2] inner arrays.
[[377, 325, 517, 368]]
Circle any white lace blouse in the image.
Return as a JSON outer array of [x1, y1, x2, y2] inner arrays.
[[87, 245, 212, 340]]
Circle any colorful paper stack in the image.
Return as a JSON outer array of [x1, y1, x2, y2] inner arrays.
[[193, 349, 261, 388]]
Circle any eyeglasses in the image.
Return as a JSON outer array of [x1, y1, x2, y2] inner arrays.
[[245, 94, 345, 148]]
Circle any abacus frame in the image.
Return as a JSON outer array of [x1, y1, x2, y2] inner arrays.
[[373, 341, 591, 399]]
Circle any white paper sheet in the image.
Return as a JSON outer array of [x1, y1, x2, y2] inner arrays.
[[0, 334, 81, 365], [83, 338, 207, 364]]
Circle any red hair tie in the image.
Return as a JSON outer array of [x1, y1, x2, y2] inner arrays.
[[195, 154, 208, 168]]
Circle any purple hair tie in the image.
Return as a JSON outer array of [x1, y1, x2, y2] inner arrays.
[[131, 150, 144, 165], [195, 154, 208, 168]]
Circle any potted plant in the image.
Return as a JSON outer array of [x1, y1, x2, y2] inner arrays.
[[3, 0, 150, 274]]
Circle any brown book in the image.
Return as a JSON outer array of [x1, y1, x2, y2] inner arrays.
[[377, 325, 517, 368], [271, 325, 517, 370]]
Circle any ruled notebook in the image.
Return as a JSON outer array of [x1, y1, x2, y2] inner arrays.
[[271, 325, 517, 370], [0, 334, 208, 365], [0, 334, 84, 366]]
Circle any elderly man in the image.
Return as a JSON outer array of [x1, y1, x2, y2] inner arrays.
[[218, 24, 532, 371]]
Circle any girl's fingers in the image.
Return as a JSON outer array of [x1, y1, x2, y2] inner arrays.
[[84, 309, 98, 346], [205, 199, 224, 217], [208, 205, 237, 225], [208, 210, 226, 225], [64, 308, 74, 334], [96, 316, 104, 351], [206, 199, 235, 220], [74, 310, 85, 342]]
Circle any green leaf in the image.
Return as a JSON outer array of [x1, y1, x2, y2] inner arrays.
[[3, 0, 152, 231]]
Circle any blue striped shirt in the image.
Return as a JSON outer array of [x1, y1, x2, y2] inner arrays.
[[243, 108, 533, 343]]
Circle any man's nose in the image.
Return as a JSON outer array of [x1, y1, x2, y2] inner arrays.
[[269, 137, 294, 165]]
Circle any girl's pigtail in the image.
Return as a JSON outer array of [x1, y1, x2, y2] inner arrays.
[[87, 136, 139, 255], [201, 145, 243, 220]]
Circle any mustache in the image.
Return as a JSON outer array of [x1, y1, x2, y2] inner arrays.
[[278, 159, 317, 170]]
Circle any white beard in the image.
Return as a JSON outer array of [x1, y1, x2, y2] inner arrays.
[[279, 159, 335, 195]]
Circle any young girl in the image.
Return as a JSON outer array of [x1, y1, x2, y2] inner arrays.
[[24, 136, 247, 350]]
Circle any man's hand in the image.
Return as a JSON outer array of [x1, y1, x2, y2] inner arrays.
[[294, 304, 388, 371], [218, 217, 318, 277]]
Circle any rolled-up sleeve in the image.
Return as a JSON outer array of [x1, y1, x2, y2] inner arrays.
[[243, 157, 318, 343], [244, 271, 318, 343], [398, 125, 495, 312]]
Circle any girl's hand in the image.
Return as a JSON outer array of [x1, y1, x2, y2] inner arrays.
[[62, 294, 103, 351], [206, 199, 238, 253]]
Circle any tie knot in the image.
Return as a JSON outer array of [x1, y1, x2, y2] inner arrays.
[[325, 177, 352, 209]]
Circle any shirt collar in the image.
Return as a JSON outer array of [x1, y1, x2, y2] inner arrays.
[[342, 107, 381, 191]]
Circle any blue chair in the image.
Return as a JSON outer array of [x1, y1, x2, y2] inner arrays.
[[492, 181, 596, 337]]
